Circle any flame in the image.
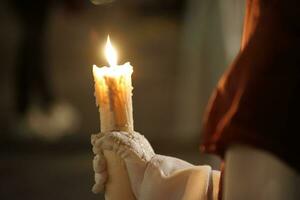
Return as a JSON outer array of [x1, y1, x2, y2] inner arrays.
[[93, 36, 132, 78], [105, 35, 118, 67]]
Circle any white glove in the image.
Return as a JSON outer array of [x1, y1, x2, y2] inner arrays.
[[91, 131, 220, 200], [91, 131, 155, 197]]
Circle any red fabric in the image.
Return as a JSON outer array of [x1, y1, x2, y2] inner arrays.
[[202, 0, 300, 172]]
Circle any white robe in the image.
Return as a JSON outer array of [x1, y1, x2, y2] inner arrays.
[[139, 146, 300, 200]]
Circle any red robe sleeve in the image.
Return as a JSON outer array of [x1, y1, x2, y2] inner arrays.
[[201, 0, 300, 172]]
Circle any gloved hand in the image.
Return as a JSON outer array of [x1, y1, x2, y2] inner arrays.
[[91, 131, 220, 200], [91, 131, 156, 197]]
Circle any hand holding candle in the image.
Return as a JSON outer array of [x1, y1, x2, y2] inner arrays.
[[93, 36, 136, 200]]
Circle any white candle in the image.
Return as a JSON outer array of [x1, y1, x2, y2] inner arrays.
[[93, 36, 136, 200], [93, 62, 134, 132]]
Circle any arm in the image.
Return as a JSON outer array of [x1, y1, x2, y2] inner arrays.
[[92, 131, 220, 200]]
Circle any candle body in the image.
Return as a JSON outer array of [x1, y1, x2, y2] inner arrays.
[[94, 63, 134, 132], [93, 63, 135, 200]]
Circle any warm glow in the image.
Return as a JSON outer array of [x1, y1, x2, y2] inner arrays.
[[105, 35, 118, 67], [93, 36, 133, 78]]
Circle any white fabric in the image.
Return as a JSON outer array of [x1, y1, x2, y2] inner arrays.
[[141, 155, 220, 200], [91, 131, 220, 200], [224, 145, 300, 200]]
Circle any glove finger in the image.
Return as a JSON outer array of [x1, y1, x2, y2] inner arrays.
[[93, 133, 123, 155], [92, 182, 104, 194], [92, 144, 102, 154], [116, 144, 130, 159], [113, 132, 148, 161], [95, 171, 108, 184], [96, 134, 117, 151], [91, 134, 98, 146], [93, 154, 106, 173], [95, 133, 132, 160], [91, 132, 105, 146], [92, 133, 106, 154], [100, 132, 132, 156], [92, 171, 108, 193], [115, 141, 140, 161]]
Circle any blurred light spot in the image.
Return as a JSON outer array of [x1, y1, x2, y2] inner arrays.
[[90, 0, 115, 5]]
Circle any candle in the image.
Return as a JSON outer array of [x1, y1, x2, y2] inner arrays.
[[93, 36, 136, 200]]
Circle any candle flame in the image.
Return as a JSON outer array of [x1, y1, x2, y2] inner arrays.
[[93, 36, 132, 78], [105, 35, 118, 67]]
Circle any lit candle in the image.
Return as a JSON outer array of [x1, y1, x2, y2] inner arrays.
[[93, 36, 136, 200]]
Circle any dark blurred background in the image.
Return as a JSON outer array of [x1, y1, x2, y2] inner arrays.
[[0, 0, 245, 199]]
